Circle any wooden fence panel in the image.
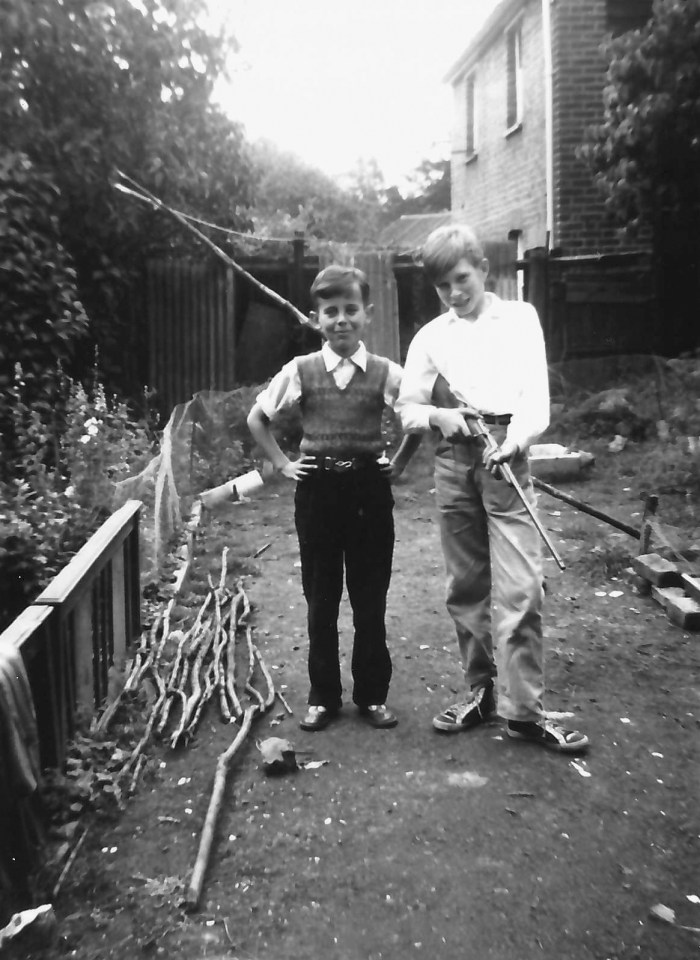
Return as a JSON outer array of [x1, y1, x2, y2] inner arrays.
[[523, 249, 659, 361], [146, 260, 237, 414], [353, 252, 401, 363]]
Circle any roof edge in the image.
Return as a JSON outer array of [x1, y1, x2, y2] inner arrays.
[[444, 0, 528, 85]]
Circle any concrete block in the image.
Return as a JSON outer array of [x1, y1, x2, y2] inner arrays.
[[651, 585, 700, 630], [681, 573, 700, 604], [632, 554, 683, 587], [650, 585, 685, 609], [667, 595, 700, 631]]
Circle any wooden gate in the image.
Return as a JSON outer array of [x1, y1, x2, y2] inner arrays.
[[523, 248, 660, 361]]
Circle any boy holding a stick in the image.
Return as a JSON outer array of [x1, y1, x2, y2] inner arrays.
[[397, 225, 588, 753]]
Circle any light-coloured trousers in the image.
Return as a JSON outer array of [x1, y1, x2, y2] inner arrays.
[[434, 432, 545, 722]]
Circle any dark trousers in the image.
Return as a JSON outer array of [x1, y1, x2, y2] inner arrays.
[[294, 466, 394, 709]]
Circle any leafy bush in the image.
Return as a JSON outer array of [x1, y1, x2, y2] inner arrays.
[[0, 152, 89, 409], [0, 371, 152, 630]]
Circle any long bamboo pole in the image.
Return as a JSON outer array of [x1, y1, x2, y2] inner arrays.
[[532, 477, 640, 539], [114, 171, 313, 328]]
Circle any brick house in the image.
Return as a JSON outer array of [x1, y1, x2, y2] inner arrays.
[[445, 0, 653, 257]]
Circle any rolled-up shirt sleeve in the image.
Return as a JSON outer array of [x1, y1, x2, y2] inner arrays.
[[254, 359, 301, 419], [383, 360, 405, 409]]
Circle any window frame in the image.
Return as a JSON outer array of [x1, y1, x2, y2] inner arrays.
[[505, 17, 523, 134], [465, 70, 477, 161]]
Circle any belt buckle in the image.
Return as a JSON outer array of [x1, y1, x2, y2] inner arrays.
[[334, 459, 354, 473]]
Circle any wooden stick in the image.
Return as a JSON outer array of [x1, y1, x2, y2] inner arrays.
[[638, 493, 659, 555], [253, 644, 276, 710], [533, 477, 640, 539], [276, 690, 293, 715], [114, 172, 313, 328], [185, 705, 257, 910], [224, 594, 243, 719], [52, 826, 90, 898], [243, 625, 265, 710]]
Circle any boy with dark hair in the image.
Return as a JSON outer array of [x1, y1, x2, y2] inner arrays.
[[397, 225, 588, 753], [247, 265, 419, 731]]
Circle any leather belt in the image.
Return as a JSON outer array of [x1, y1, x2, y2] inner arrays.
[[480, 413, 512, 425], [309, 455, 377, 474]]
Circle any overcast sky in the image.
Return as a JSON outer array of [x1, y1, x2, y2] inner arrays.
[[212, 0, 501, 186]]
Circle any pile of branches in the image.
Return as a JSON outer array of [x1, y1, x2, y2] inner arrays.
[[86, 546, 285, 908], [94, 548, 280, 788]]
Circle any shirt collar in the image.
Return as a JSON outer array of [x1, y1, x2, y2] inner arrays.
[[322, 340, 367, 372], [445, 291, 500, 324]]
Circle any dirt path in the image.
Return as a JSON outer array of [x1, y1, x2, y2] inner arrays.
[[53, 443, 700, 960]]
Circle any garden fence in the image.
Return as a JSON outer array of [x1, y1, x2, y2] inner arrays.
[[0, 499, 142, 893]]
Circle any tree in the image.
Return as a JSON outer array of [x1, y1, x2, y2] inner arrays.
[[0, 0, 254, 394], [578, 0, 700, 351], [247, 139, 375, 242], [578, 0, 700, 234], [389, 158, 451, 219], [0, 152, 89, 414]]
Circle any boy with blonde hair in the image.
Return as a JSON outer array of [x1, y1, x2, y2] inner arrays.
[[397, 225, 588, 753]]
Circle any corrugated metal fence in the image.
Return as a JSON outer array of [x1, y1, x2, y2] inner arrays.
[[147, 259, 237, 415], [144, 252, 402, 416]]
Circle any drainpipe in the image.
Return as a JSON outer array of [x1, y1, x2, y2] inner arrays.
[[542, 0, 554, 249]]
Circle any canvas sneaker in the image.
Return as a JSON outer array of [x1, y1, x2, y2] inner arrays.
[[432, 681, 497, 732], [507, 719, 589, 753]]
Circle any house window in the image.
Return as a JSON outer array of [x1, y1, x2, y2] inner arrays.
[[606, 0, 653, 37], [465, 72, 477, 158], [506, 22, 523, 130]]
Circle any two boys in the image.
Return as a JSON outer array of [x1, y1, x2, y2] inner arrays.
[[249, 230, 588, 754]]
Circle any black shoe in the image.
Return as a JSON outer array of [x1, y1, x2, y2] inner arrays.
[[507, 719, 589, 753], [299, 705, 337, 731], [358, 704, 398, 728], [432, 681, 497, 732]]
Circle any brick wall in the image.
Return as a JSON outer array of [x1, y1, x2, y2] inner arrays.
[[450, 2, 548, 251], [551, 0, 636, 253]]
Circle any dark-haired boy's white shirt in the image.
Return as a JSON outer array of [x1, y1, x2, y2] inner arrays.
[[256, 341, 404, 418], [396, 292, 550, 452]]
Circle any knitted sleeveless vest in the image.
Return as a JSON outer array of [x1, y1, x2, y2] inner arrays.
[[297, 352, 389, 456]]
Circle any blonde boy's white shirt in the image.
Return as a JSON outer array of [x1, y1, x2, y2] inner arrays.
[[396, 293, 550, 452], [255, 341, 403, 419]]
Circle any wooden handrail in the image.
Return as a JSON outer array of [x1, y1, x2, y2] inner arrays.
[[34, 499, 141, 609]]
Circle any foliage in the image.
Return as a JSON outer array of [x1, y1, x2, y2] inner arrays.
[[383, 158, 451, 222], [0, 152, 89, 404], [247, 139, 374, 243], [0, 371, 153, 629], [578, 0, 700, 235], [0, 0, 254, 395], [247, 142, 451, 245]]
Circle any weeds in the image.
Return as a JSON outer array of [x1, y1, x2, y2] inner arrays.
[[0, 367, 153, 629]]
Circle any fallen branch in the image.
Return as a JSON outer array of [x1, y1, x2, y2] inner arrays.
[[276, 690, 293, 715], [184, 705, 257, 910], [243, 625, 265, 710], [253, 644, 276, 710], [52, 826, 90, 898], [224, 594, 244, 720]]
